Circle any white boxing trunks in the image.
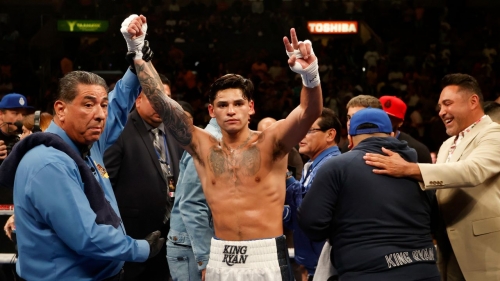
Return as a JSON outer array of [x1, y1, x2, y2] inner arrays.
[[206, 235, 293, 281]]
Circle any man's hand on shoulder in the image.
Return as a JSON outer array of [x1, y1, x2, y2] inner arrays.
[[363, 147, 420, 179]]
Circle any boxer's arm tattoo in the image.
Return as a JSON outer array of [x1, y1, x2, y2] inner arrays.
[[134, 60, 193, 147]]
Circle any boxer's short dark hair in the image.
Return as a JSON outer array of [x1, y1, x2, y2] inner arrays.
[[208, 74, 254, 104]]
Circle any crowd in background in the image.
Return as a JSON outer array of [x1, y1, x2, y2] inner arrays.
[[1, 0, 500, 151], [1, 2, 500, 280]]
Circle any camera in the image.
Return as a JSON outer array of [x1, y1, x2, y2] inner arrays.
[[4, 139, 17, 154], [0, 121, 22, 158]]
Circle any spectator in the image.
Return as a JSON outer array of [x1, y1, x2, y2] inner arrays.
[[166, 118, 220, 281], [363, 48, 380, 68], [409, 102, 425, 138], [364, 74, 500, 280], [20, 111, 53, 139], [251, 57, 268, 80], [0, 93, 33, 280], [268, 59, 286, 81], [251, 0, 264, 14], [284, 108, 342, 280], [388, 66, 404, 91], [159, 74, 172, 98], [380, 96, 432, 163], [341, 94, 382, 152], [3, 110, 53, 252], [0, 93, 33, 163], [169, 0, 180, 13], [104, 72, 183, 279], [483, 100, 500, 123], [483, 43, 497, 65], [60, 56, 74, 76], [299, 108, 440, 281]]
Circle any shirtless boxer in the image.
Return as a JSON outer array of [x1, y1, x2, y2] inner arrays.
[[125, 15, 321, 280]]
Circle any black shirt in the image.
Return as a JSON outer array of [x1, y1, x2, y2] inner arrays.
[[398, 131, 432, 163]]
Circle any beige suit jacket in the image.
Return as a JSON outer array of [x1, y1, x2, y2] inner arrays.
[[418, 116, 500, 281]]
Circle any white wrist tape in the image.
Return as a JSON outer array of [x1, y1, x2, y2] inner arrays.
[[120, 14, 148, 60], [295, 59, 320, 88], [286, 40, 320, 88]]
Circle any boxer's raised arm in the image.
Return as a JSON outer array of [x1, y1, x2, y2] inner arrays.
[[134, 60, 193, 147], [122, 14, 205, 159], [269, 28, 322, 154]]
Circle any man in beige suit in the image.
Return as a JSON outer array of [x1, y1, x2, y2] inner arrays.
[[363, 73, 500, 281]]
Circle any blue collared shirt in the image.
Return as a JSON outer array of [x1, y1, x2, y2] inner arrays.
[[284, 145, 341, 274], [13, 69, 150, 281], [168, 118, 221, 271]]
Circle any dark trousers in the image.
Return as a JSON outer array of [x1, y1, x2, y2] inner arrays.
[[103, 269, 124, 281], [123, 244, 170, 281]]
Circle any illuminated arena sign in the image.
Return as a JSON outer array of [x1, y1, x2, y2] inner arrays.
[[307, 21, 358, 34], [58, 20, 109, 32]]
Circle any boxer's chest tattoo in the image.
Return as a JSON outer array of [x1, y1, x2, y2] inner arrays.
[[209, 147, 227, 175], [240, 146, 261, 176], [208, 146, 261, 179]]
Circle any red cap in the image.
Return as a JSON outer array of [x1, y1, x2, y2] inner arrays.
[[380, 96, 407, 120]]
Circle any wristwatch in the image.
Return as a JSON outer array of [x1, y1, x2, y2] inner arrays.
[[286, 170, 294, 180]]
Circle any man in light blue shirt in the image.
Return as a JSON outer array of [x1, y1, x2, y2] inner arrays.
[[167, 118, 220, 281], [9, 15, 164, 281]]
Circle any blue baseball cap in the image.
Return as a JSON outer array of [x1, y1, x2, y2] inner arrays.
[[0, 93, 34, 110], [349, 107, 393, 136]]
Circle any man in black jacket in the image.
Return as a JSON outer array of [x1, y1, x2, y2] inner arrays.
[[104, 77, 183, 281], [298, 108, 440, 281]]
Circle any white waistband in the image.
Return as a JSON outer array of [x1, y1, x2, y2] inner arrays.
[[208, 237, 282, 269]]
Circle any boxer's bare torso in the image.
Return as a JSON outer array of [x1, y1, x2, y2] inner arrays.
[[193, 128, 288, 240], [176, 87, 292, 240]]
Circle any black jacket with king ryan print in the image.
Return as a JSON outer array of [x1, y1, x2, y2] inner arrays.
[[298, 137, 440, 281]]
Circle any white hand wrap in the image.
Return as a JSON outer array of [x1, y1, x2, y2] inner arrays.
[[286, 40, 320, 88], [120, 14, 148, 60]]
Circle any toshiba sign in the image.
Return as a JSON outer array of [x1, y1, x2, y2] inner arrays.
[[308, 21, 358, 34]]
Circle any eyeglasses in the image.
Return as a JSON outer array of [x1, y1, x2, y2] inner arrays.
[[306, 128, 325, 134]]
